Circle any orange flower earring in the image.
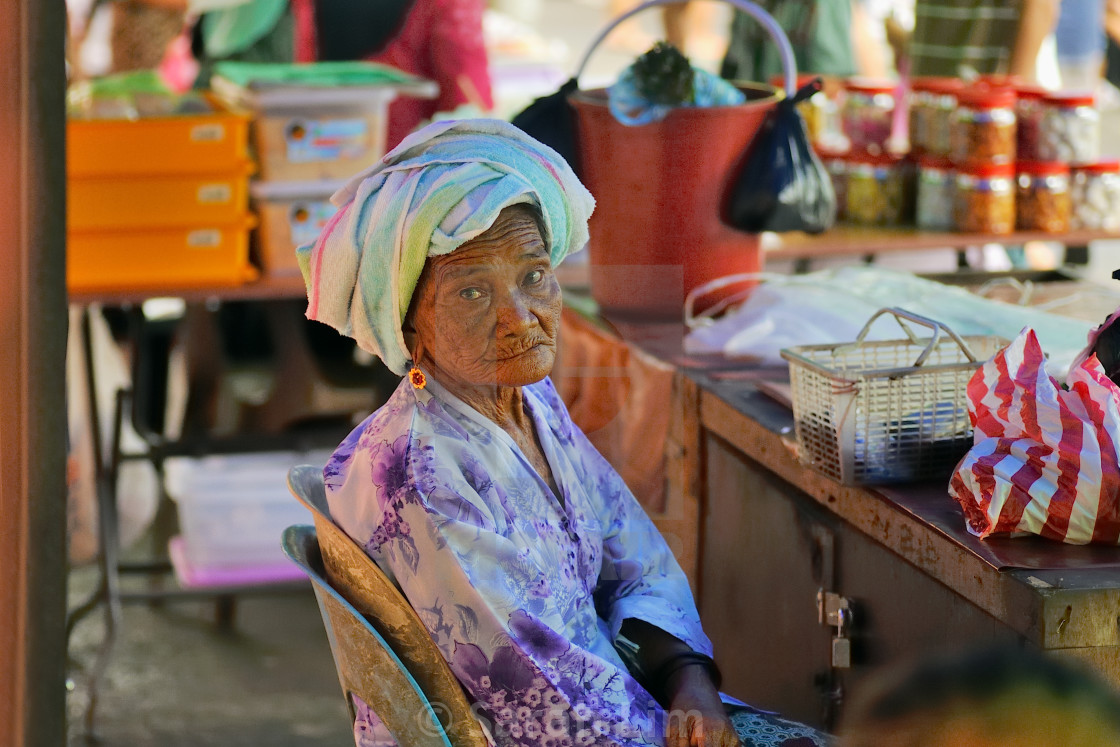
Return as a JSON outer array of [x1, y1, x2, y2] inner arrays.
[[409, 365, 427, 390]]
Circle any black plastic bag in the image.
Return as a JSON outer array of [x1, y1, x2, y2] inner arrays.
[[724, 78, 835, 234], [510, 78, 581, 177]]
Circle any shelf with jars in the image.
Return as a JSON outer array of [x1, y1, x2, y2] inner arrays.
[[797, 72, 1120, 257]]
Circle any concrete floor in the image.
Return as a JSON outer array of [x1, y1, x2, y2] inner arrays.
[[66, 562, 353, 746]]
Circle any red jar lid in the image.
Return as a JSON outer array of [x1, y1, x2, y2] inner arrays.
[[957, 86, 1017, 108], [910, 76, 965, 94], [847, 150, 903, 167], [958, 161, 1015, 177], [917, 154, 954, 170], [1014, 84, 1049, 101], [1017, 160, 1070, 176], [977, 74, 1027, 90], [1041, 91, 1096, 107], [1072, 159, 1120, 175], [845, 77, 896, 95], [814, 145, 850, 160]]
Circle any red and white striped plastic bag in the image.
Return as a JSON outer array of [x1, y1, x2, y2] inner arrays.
[[949, 328, 1120, 545]]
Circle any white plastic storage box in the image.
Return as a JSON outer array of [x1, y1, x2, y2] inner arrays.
[[211, 72, 437, 182], [250, 180, 345, 276], [164, 450, 332, 569]]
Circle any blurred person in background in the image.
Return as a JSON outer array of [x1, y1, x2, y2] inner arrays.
[[1106, 0, 1120, 88], [89, 0, 492, 150], [720, 0, 862, 83], [900, 0, 1059, 83], [1055, 0, 1107, 91], [838, 644, 1120, 747]]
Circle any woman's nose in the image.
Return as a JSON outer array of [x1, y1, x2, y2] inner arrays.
[[495, 290, 535, 335]]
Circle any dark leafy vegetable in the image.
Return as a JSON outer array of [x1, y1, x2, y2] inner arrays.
[[631, 41, 694, 106]]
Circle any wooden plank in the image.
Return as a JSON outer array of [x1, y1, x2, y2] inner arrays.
[[659, 372, 702, 595], [761, 225, 1120, 261], [0, 0, 68, 742]]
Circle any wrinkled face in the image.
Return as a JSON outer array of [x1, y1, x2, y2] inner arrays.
[[407, 205, 561, 388]]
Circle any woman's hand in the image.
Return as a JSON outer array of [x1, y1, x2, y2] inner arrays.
[[664, 665, 741, 747]]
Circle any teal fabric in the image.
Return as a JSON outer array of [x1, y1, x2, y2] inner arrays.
[[201, 0, 289, 59], [607, 67, 747, 125]]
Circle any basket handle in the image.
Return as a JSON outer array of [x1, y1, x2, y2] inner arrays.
[[852, 307, 980, 367], [572, 0, 798, 97]]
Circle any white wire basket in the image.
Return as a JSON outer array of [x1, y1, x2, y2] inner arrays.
[[780, 308, 1008, 485]]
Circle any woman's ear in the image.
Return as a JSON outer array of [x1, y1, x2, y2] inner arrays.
[[402, 316, 417, 352]]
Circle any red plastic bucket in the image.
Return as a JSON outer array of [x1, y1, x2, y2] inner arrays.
[[571, 84, 780, 319]]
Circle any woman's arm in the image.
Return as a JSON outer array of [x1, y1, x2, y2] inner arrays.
[[1008, 0, 1060, 82], [620, 618, 739, 747]]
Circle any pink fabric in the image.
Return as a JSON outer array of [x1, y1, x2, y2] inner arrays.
[[950, 329, 1120, 545], [292, 0, 494, 151]]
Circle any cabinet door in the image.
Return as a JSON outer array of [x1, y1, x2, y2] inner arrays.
[[700, 434, 1015, 731]]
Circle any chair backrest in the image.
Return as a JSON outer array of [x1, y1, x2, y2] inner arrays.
[[282, 525, 455, 746], [286, 466, 488, 747]]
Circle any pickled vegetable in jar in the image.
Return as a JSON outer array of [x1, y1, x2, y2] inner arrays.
[[845, 152, 911, 225], [842, 79, 895, 153], [952, 87, 1017, 164], [909, 77, 963, 157], [956, 161, 1015, 234], [915, 155, 955, 231], [1014, 84, 1047, 161], [1016, 161, 1070, 233], [1038, 91, 1100, 165], [1070, 160, 1120, 231], [817, 149, 849, 222], [772, 73, 834, 148]]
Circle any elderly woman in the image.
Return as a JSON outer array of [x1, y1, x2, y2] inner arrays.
[[299, 120, 828, 747]]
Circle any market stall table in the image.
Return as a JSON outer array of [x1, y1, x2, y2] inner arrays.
[[585, 283, 1120, 733]]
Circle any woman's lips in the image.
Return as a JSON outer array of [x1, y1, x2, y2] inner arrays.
[[498, 339, 549, 360]]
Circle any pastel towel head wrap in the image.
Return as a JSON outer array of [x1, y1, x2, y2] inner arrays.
[[297, 119, 594, 376]]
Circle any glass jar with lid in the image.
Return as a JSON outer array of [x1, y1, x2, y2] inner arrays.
[[1070, 160, 1120, 231], [1016, 161, 1070, 233], [956, 161, 1015, 234], [1038, 91, 1100, 165], [841, 78, 895, 153], [909, 77, 963, 157], [915, 155, 955, 231], [951, 86, 1017, 164], [772, 73, 835, 148], [845, 152, 911, 225], [817, 148, 849, 222]]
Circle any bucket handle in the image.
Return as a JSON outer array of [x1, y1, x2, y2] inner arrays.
[[572, 0, 798, 97]]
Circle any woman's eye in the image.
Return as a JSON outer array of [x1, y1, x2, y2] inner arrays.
[[459, 287, 483, 300], [525, 270, 544, 286]]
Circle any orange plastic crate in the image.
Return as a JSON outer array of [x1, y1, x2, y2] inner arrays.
[[67, 95, 250, 177], [68, 165, 253, 231], [68, 219, 258, 292]]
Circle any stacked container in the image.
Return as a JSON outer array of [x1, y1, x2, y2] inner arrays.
[[210, 64, 438, 279], [67, 92, 257, 292]]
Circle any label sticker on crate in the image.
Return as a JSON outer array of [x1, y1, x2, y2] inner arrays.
[[288, 200, 338, 247], [187, 229, 222, 248], [190, 123, 226, 142], [197, 183, 233, 204], [284, 118, 369, 163]]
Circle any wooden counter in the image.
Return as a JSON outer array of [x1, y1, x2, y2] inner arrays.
[[595, 296, 1120, 731], [686, 371, 1120, 730]]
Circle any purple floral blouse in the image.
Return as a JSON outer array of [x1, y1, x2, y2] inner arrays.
[[324, 374, 713, 746]]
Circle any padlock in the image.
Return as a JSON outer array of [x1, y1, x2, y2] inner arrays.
[[831, 635, 851, 668]]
